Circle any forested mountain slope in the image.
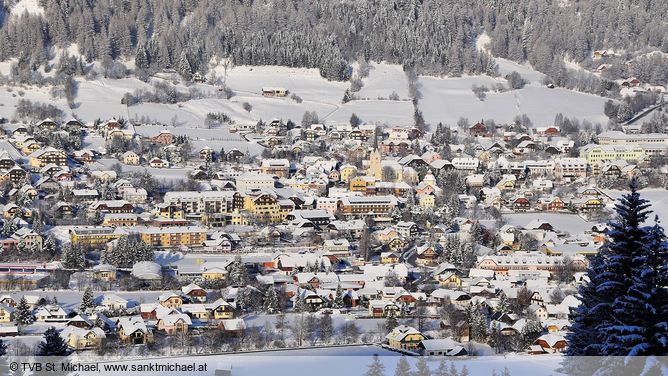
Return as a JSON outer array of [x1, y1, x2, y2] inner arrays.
[[1, 0, 666, 83]]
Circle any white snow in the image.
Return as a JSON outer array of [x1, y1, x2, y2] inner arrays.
[[503, 213, 596, 235], [419, 75, 609, 127], [603, 189, 668, 226], [9, 0, 44, 16], [64, 349, 564, 376], [356, 63, 410, 100]]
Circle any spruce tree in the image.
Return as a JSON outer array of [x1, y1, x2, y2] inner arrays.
[[332, 284, 344, 309], [394, 356, 410, 376], [567, 180, 652, 356], [414, 358, 430, 376], [319, 314, 333, 343], [434, 360, 448, 376], [80, 287, 94, 312], [15, 297, 34, 327], [385, 312, 399, 331], [606, 218, 668, 355], [365, 354, 385, 376], [37, 327, 69, 356], [0, 338, 8, 375], [293, 292, 305, 313], [263, 286, 280, 314], [229, 255, 249, 286]]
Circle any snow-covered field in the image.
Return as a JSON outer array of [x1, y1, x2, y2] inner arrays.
[[57, 347, 563, 376], [419, 76, 609, 127], [0, 58, 608, 130]]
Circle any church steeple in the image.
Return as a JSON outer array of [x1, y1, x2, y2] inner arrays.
[[369, 149, 382, 180]]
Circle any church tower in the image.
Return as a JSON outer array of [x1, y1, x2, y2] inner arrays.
[[369, 149, 382, 180]]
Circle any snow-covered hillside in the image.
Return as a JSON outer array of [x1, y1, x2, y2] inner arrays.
[[0, 61, 609, 128]]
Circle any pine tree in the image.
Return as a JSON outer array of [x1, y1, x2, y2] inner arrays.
[[293, 292, 305, 313], [177, 51, 193, 81], [520, 320, 543, 349], [0, 338, 7, 376], [385, 312, 398, 331], [80, 287, 94, 312], [567, 180, 652, 356], [496, 294, 510, 314], [229, 255, 249, 286], [365, 354, 385, 376], [434, 360, 448, 376], [605, 218, 668, 355], [61, 243, 85, 269], [319, 314, 333, 343], [466, 302, 488, 343], [15, 297, 34, 327], [37, 327, 69, 356], [394, 356, 410, 376], [263, 286, 280, 314], [414, 357, 430, 376], [332, 284, 345, 309]]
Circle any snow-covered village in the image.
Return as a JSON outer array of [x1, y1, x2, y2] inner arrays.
[[0, 1, 666, 375]]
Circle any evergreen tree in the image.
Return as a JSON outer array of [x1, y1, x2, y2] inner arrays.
[[177, 51, 193, 81], [229, 255, 249, 286], [15, 297, 34, 327], [319, 314, 333, 343], [263, 286, 280, 314], [80, 287, 94, 312], [365, 354, 385, 376], [332, 284, 345, 309], [385, 312, 399, 331], [414, 357, 430, 376], [0, 338, 8, 376], [37, 327, 68, 356], [519, 320, 543, 349], [61, 243, 85, 269], [567, 180, 651, 356], [605, 218, 668, 355], [466, 302, 488, 343], [434, 360, 448, 376], [293, 292, 305, 313], [394, 356, 410, 376]]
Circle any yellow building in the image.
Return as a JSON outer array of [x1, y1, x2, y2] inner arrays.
[[92, 264, 117, 281], [208, 299, 235, 320], [580, 144, 646, 164], [28, 147, 67, 168], [102, 213, 138, 227], [158, 293, 183, 309], [339, 165, 358, 183], [0, 304, 14, 322], [202, 267, 228, 280], [181, 304, 210, 322], [69, 227, 127, 248], [380, 252, 400, 264], [62, 327, 106, 350], [368, 149, 382, 180], [243, 193, 283, 223], [385, 325, 426, 350], [140, 226, 206, 248], [349, 176, 375, 193], [436, 273, 462, 288], [418, 194, 435, 208]]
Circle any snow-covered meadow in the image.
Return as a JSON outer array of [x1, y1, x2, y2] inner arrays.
[[0, 58, 608, 130]]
